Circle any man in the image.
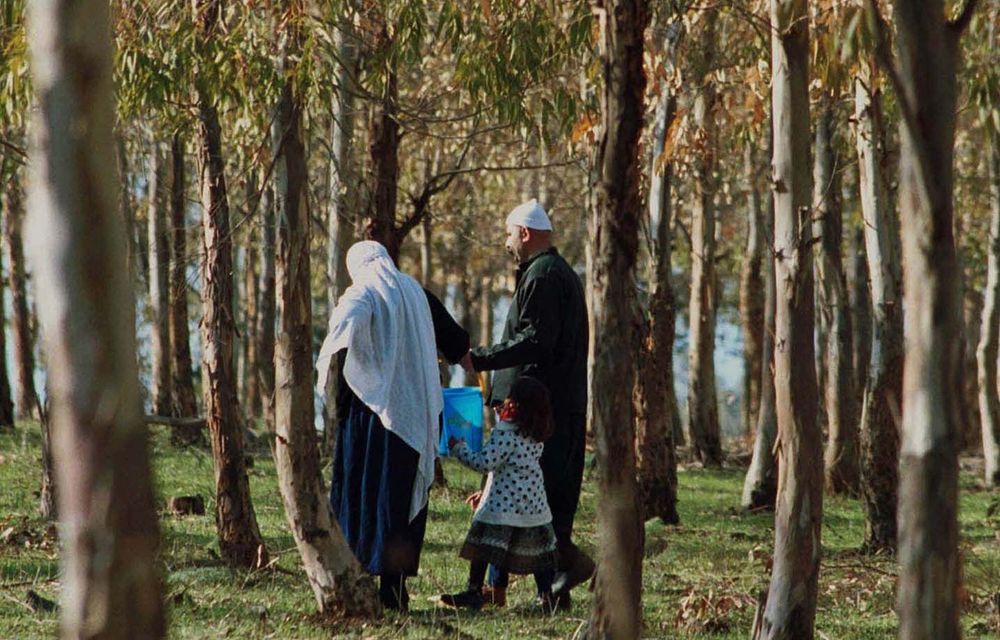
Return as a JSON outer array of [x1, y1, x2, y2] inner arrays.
[[460, 199, 593, 610]]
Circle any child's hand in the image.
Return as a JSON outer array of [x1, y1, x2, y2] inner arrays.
[[448, 436, 464, 449], [464, 490, 483, 510]]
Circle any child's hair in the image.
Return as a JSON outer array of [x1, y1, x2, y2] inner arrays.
[[501, 376, 554, 443]]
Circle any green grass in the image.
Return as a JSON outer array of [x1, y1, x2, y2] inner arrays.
[[1, 423, 998, 638]]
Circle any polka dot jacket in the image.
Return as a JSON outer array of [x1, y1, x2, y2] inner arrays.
[[450, 420, 553, 527]]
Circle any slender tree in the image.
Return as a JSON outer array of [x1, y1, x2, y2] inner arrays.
[[0, 168, 17, 429], [24, 0, 165, 633], [242, 176, 262, 417], [814, 106, 859, 495], [194, 0, 268, 569], [271, 5, 381, 613], [637, 18, 681, 525], [854, 66, 902, 553], [847, 222, 872, 405], [148, 140, 172, 416], [685, 5, 722, 467], [980, 135, 1000, 486], [3, 170, 38, 420], [741, 189, 778, 511], [740, 142, 765, 438], [872, 0, 978, 636], [752, 0, 822, 636], [584, 0, 649, 636], [168, 133, 200, 424]]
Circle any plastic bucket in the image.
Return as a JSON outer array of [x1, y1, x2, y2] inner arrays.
[[439, 386, 484, 455]]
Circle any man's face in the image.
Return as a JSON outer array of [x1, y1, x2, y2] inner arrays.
[[505, 224, 527, 262]]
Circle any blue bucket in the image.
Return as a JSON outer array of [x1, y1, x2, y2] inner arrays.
[[439, 387, 484, 455]]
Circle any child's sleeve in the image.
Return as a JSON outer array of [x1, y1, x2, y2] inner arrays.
[[451, 430, 513, 473]]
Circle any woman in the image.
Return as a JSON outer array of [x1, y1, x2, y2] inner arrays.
[[316, 241, 468, 610]]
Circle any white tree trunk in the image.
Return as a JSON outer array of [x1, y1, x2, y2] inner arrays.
[[976, 136, 1000, 486], [25, 0, 165, 634]]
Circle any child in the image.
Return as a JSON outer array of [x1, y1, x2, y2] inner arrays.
[[440, 376, 558, 610]]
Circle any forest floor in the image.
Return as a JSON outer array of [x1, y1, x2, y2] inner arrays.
[[1, 422, 998, 639]]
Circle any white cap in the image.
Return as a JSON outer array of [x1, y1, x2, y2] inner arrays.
[[505, 199, 552, 231]]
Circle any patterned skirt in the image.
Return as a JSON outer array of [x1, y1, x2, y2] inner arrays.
[[459, 521, 558, 574]]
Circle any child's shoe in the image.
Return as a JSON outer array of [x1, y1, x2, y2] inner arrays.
[[440, 589, 484, 610]]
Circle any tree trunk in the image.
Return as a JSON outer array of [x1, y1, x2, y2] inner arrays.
[[753, 0, 822, 637], [148, 140, 172, 417], [195, 0, 268, 569], [847, 221, 872, 408], [685, 6, 721, 467], [0, 168, 17, 428], [889, 2, 973, 637], [323, 20, 358, 450], [583, 0, 648, 637], [854, 72, 902, 553], [243, 176, 262, 418], [637, 27, 680, 524], [363, 22, 402, 261], [271, 25, 381, 613], [168, 133, 200, 430], [814, 106, 859, 496], [256, 185, 277, 430], [740, 143, 765, 439], [479, 274, 495, 429], [3, 176, 39, 420], [980, 135, 1000, 487], [742, 191, 778, 511], [420, 215, 433, 290], [24, 0, 165, 633]]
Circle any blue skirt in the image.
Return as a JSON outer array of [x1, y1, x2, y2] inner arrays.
[[329, 394, 428, 576]]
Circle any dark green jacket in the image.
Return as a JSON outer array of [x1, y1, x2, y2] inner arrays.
[[470, 247, 588, 415]]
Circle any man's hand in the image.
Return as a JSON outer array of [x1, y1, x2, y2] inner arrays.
[[459, 350, 474, 373], [464, 490, 483, 510]]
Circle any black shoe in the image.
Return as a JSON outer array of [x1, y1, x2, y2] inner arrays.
[[536, 591, 571, 613], [440, 589, 484, 610], [551, 550, 595, 595]]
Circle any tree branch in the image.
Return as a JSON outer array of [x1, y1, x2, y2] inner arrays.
[[863, 0, 920, 142]]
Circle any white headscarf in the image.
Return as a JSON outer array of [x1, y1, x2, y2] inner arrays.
[[316, 241, 442, 522]]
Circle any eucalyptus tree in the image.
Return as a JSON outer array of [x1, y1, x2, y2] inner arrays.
[[685, 4, 722, 467], [3, 169, 39, 421], [852, 50, 902, 552], [866, 0, 979, 636], [269, 1, 381, 615], [637, 8, 683, 525], [584, 0, 648, 636], [752, 0, 822, 637], [147, 140, 172, 417], [24, 0, 164, 634], [193, 0, 268, 568]]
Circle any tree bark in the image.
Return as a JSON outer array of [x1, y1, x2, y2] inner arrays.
[[168, 133, 200, 429], [195, 0, 268, 569], [888, 2, 974, 637], [753, 0, 822, 637], [583, 0, 648, 637], [637, 25, 680, 524], [854, 71, 902, 553], [271, 21, 381, 613], [979, 135, 1000, 487], [148, 140, 172, 417], [847, 221, 872, 409], [740, 143, 765, 439], [243, 176, 262, 418], [742, 191, 778, 511], [0, 168, 18, 428], [814, 106, 859, 496], [323, 18, 358, 449], [256, 184, 277, 429], [24, 0, 165, 633], [3, 174, 39, 420], [685, 6, 722, 467]]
